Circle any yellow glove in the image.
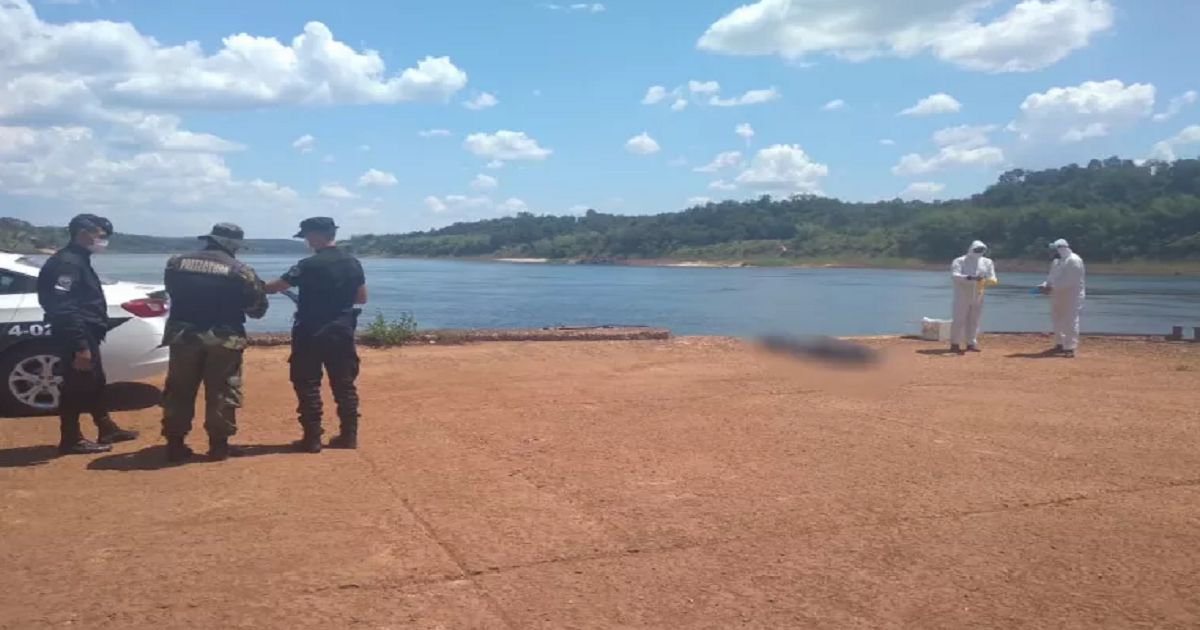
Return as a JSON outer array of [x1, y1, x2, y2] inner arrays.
[[976, 276, 997, 296]]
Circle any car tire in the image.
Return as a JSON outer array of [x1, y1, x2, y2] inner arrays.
[[0, 341, 63, 417]]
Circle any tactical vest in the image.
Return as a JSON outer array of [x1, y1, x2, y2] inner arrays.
[[164, 249, 251, 334]]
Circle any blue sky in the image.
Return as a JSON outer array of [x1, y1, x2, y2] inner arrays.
[[2, 0, 1198, 238]]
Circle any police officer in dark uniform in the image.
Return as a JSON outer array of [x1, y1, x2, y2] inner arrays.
[[265, 218, 367, 452], [160, 223, 269, 462], [36, 214, 139, 455]]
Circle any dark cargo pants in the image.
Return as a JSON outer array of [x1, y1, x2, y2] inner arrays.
[[289, 322, 360, 435], [160, 340, 244, 440], [56, 325, 110, 442]]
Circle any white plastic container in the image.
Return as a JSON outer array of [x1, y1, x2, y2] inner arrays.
[[920, 317, 952, 342]]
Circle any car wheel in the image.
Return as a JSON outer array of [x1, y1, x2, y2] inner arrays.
[[0, 343, 63, 416]]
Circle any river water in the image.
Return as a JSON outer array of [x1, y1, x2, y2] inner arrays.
[[86, 255, 1200, 337]]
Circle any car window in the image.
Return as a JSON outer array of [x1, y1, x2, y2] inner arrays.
[[14, 255, 119, 285], [0, 270, 37, 295]]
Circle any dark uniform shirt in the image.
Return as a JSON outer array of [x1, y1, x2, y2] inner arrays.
[[162, 248, 269, 349], [281, 246, 365, 331], [36, 243, 108, 352]]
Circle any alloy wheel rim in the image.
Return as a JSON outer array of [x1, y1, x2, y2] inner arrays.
[[8, 354, 62, 410]]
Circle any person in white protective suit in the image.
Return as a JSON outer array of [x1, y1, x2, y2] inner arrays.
[[1037, 239, 1086, 357], [949, 240, 997, 353]]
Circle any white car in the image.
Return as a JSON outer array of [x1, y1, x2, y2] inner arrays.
[[0, 252, 170, 415]]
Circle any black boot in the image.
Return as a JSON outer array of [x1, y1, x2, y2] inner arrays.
[[96, 416, 139, 445], [58, 438, 112, 455], [292, 425, 322, 453], [208, 437, 246, 461], [327, 418, 358, 449], [59, 417, 111, 455], [166, 437, 194, 463]]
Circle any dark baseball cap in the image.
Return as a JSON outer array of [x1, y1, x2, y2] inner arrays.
[[200, 222, 246, 251], [68, 213, 113, 237], [294, 217, 338, 238]]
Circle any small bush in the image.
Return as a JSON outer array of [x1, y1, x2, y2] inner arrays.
[[361, 310, 418, 347]]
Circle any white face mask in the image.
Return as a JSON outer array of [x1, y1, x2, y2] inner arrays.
[[87, 238, 109, 253]]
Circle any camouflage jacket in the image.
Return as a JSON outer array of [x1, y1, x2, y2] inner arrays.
[[161, 250, 268, 350]]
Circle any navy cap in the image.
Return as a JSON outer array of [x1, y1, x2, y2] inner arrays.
[[294, 217, 338, 238], [68, 213, 113, 237]]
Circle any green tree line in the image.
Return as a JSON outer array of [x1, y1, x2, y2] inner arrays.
[[347, 157, 1200, 264]]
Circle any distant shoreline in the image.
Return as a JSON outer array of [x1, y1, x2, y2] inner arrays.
[[49, 250, 1196, 276], [371, 254, 1200, 276]]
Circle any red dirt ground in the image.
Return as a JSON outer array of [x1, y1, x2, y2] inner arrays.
[[2, 335, 1199, 629]]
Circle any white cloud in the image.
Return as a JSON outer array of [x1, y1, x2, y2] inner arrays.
[[696, 0, 1114, 73], [424, 193, 528, 216], [931, 125, 995, 148], [485, 159, 505, 169], [0, 125, 298, 235], [898, 181, 946, 200], [710, 87, 780, 107], [469, 173, 498, 190], [1007, 79, 1156, 143], [694, 151, 743, 172], [900, 93, 962, 115], [893, 124, 1005, 175], [463, 130, 552, 160], [1150, 125, 1200, 161], [734, 144, 829, 193], [317, 183, 356, 199], [103, 113, 245, 154], [292, 134, 315, 153], [496, 197, 529, 213], [641, 86, 670, 105], [358, 169, 397, 187], [464, 92, 499, 110], [566, 204, 590, 214], [543, 3, 605, 12], [1152, 90, 1198, 122], [423, 196, 448, 212], [709, 179, 737, 190], [418, 128, 452, 137], [0, 1, 469, 114], [687, 196, 713, 206], [643, 83, 777, 109], [880, 139, 896, 146], [735, 123, 754, 140], [822, 99, 846, 111], [625, 132, 660, 155]]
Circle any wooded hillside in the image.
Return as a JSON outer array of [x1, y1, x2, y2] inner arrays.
[[347, 157, 1200, 264]]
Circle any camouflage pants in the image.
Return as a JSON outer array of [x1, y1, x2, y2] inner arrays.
[[160, 340, 244, 440]]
